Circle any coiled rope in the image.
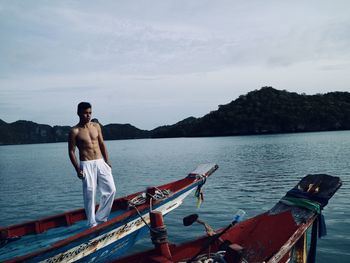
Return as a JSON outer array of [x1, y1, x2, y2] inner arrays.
[[127, 188, 171, 234], [179, 251, 227, 263], [128, 188, 171, 207]]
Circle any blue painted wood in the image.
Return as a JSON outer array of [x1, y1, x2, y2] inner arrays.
[[0, 182, 200, 262]]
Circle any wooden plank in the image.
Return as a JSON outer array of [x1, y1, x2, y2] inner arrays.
[[266, 215, 316, 263]]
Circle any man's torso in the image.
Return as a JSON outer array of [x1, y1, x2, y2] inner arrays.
[[73, 123, 103, 161]]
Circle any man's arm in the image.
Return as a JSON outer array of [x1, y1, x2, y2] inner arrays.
[[96, 123, 111, 167], [68, 129, 84, 179]]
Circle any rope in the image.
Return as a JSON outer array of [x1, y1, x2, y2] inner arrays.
[[151, 225, 169, 245], [149, 188, 171, 200], [129, 193, 147, 206], [280, 190, 328, 263], [128, 188, 171, 234], [195, 178, 206, 208], [128, 189, 171, 207], [286, 188, 329, 208], [279, 196, 321, 214], [180, 251, 227, 263], [129, 204, 154, 232], [129, 203, 166, 235]]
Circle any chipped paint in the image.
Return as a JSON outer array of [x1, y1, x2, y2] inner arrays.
[[40, 187, 195, 263], [266, 215, 315, 263]]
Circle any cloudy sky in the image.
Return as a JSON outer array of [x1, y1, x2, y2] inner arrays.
[[1, 1, 350, 129]]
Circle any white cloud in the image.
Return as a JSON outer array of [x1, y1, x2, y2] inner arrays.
[[1, 0, 350, 129]]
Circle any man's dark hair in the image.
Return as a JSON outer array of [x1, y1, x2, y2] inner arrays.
[[77, 102, 92, 114]]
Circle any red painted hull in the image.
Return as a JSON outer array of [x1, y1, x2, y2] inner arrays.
[[114, 212, 315, 263], [0, 164, 218, 263], [114, 174, 342, 263]]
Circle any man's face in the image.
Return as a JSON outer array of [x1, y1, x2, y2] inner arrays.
[[78, 108, 92, 123]]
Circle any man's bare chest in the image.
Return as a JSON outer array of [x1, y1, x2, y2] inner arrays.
[[76, 127, 99, 144]]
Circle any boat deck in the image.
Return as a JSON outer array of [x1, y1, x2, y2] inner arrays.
[[0, 164, 219, 262], [0, 209, 125, 261]]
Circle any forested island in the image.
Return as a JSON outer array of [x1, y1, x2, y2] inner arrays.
[[1, 87, 350, 145]]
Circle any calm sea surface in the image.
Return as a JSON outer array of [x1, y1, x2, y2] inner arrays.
[[0, 131, 349, 262]]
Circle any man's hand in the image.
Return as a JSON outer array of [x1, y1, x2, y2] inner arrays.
[[77, 169, 85, 180]]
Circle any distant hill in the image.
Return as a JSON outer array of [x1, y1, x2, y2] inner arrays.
[[0, 120, 71, 145], [1, 87, 350, 145], [102, 123, 150, 140], [151, 87, 350, 137], [0, 120, 149, 145]]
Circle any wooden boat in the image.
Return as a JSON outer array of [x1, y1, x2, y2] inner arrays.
[[114, 173, 342, 263], [0, 163, 218, 263]]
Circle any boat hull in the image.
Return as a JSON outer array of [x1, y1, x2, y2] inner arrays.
[[114, 173, 342, 263], [39, 185, 195, 263], [0, 163, 218, 263]]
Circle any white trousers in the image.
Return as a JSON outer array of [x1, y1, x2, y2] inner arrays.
[[80, 159, 116, 227]]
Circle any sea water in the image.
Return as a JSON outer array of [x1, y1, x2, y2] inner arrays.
[[0, 131, 349, 262]]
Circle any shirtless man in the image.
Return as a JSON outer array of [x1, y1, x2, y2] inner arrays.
[[68, 102, 116, 227]]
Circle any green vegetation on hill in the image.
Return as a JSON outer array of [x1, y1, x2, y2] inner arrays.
[[0, 120, 71, 145], [1, 87, 350, 145], [151, 87, 350, 137], [0, 121, 148, 145]]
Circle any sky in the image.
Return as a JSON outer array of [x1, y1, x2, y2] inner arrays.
[[1, 1, 350, 130]]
